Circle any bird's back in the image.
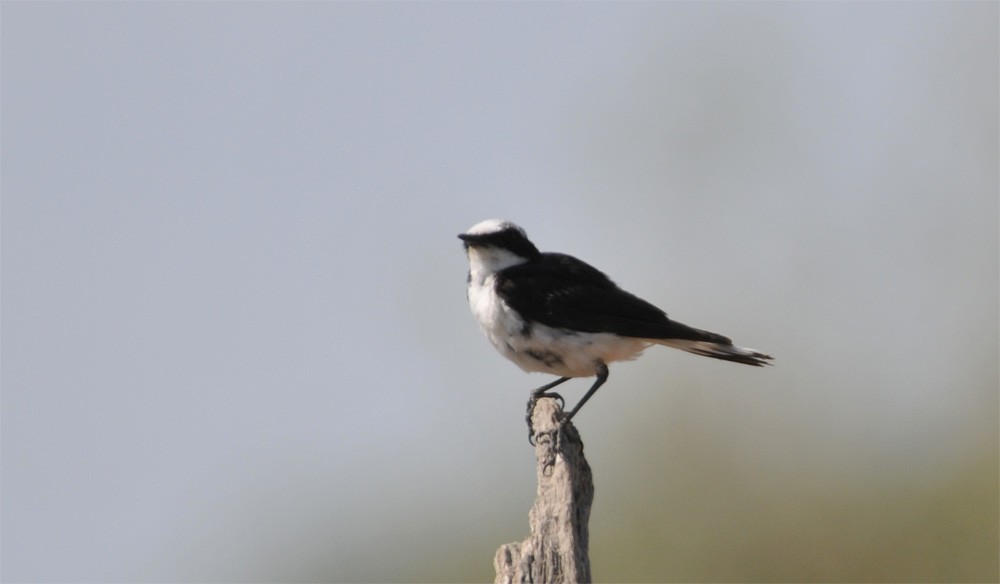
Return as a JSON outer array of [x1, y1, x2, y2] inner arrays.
[[496, 253, 732, 344]]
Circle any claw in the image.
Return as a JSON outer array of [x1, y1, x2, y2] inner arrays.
[[525, 377, 573, 445], [526, 394, 540, 444], [525, 392, 567, 445]]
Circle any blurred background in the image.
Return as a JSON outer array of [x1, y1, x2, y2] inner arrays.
[[2, 2, 997, 582]]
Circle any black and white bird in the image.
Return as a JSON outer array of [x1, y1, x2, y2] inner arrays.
[[458, 219, 772, 440]]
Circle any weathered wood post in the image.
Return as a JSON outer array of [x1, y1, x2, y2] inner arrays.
[[494, 397, 594, 584]]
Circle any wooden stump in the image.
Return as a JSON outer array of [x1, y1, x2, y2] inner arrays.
[[494, 397, 593, 584]]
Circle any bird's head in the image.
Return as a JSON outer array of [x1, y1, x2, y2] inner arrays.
[[458, 219, 540, 275]]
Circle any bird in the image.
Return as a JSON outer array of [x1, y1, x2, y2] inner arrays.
[[458, 219, 773, 441]]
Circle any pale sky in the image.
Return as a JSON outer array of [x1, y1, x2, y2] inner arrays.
[[3, 3, 997, 582]]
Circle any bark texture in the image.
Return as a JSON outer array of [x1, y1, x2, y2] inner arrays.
[[494, 398, 593, 584]]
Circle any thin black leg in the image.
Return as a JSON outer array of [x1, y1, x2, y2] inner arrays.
[[564, 362, 609, 422], [526, 376, 571, 444]]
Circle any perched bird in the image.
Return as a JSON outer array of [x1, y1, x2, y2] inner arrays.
[[458, 219, 772, 440]]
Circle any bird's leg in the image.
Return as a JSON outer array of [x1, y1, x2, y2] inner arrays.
[[563, 362, 609, 423], [526, 376, 571, 444]]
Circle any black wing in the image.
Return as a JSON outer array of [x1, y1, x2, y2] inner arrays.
[[496, 253, 731, 343]]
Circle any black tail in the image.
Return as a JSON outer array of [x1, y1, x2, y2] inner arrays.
[[653, 322, 773, 367]]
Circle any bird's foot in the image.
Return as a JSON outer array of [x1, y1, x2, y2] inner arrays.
[[526, 392, 564, 445]]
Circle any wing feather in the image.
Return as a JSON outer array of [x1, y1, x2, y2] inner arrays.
[[496, 253, 731, 343]]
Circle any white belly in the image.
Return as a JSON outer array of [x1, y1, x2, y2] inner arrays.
[[467, 275, 651, 378]]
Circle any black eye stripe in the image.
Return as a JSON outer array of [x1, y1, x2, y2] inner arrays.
[[460, 228, 540, 259]]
